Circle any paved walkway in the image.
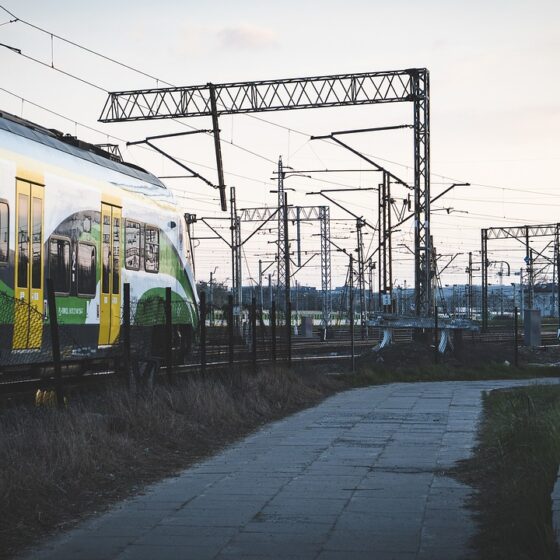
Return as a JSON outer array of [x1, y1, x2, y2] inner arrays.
[[24, 378, 557, 560]]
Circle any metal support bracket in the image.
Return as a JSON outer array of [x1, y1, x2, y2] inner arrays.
[[127, 131, 218, 191], [373, 327, 393, 352], [438, 329, 452, 354], [208, 83, 227, 211]]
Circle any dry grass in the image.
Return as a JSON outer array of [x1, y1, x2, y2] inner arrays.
[[0, 367, 343, 559]]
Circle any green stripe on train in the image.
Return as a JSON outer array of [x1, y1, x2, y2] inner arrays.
[[134, 288, 197, 327], [0, 280, 14, 324]]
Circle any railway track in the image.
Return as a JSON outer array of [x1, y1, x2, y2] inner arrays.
[[0, 347, 359, 401], [2, 327, 558, 401]]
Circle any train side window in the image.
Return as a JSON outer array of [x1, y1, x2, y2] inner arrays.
[[102, 213, 110, 294], [31, 196, 42, 289], [144, 225, 159, 273], [0, 200, 8, 264], [48, 236, 71, 294], [77, 242, 96, 297], [112, 215, 120, 295], [125, 220, 141, 271], [17, 193, 28, 287]]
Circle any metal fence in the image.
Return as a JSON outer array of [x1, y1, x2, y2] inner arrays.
[[0, 290, 88, 368], [1, 281, 540, 408], [1, 283, 353, 406], [121, 289, 285, 379]]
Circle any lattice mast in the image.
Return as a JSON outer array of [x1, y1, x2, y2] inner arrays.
[[320, 206, 332, 336], [412, 70, 431, 316], [229, 187, 242, 309], [378, 172, 393, 312], [356, 218, 367, 338], [276, 157, 287, 311]]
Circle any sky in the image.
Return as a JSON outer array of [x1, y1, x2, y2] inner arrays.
[[0, 0, 559, 294]]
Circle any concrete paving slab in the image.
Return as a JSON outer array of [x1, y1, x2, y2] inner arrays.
[[22, 377, 559, 560]]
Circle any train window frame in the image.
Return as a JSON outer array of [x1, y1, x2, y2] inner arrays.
[[144, 224, 160, 274], [124, 219, 141, 271], [0, 199, 8, 266], [48, 235, 72, 296], [76, 241, 97, 298]]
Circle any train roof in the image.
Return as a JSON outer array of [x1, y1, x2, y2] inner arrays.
[[0, 110, 166, 189]]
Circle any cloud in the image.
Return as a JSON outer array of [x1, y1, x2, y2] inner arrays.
[[216, 25, 277, 50], [173, 25, 207, 57]]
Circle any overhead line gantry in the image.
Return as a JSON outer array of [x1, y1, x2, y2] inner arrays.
[[481, 223, 560, 330], [99, 68, 431, 316]]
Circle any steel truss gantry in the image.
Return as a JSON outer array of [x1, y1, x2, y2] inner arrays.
[[239, 204, 332, 333], [100, 70, 418, 120], [481, 223, 560, 329], [99, 68, 431, 316]]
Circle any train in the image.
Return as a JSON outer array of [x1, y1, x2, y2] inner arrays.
[[0, 111, 198, 367]]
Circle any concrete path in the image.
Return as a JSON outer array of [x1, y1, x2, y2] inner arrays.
[[24, 378, 557, 560]]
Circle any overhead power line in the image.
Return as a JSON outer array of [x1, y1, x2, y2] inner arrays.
[[0, 4, 309, 138], [0, 86, 115, 137], [0, 86, 276, 189], [6, 4, 549, 202], [0, 5, 170, 86], [0, 5, 473, 188], [0, 11, 280, 166]]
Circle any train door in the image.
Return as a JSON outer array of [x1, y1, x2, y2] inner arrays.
[[13, 179, 44, 350], [98, 203, 122, 346]]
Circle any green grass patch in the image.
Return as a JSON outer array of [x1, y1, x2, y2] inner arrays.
[[347, 360, 560, 387], [453, 384, 560, 560]]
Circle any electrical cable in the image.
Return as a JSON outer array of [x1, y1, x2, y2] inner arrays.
[[0, 28, 281, 168], [0, 5, 170, 85], [0, 86, 117, 138], [0, 86, 282, 195], [11, 48, 107, 92], [0, 5, 307, 150], [0, 5, 476, 190], [7, 5, 555, 205]]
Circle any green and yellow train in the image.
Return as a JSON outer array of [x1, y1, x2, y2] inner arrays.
[[0, 111, 198, 366]]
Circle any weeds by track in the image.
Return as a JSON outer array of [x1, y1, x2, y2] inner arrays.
[[0, 338, 375, 401]]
